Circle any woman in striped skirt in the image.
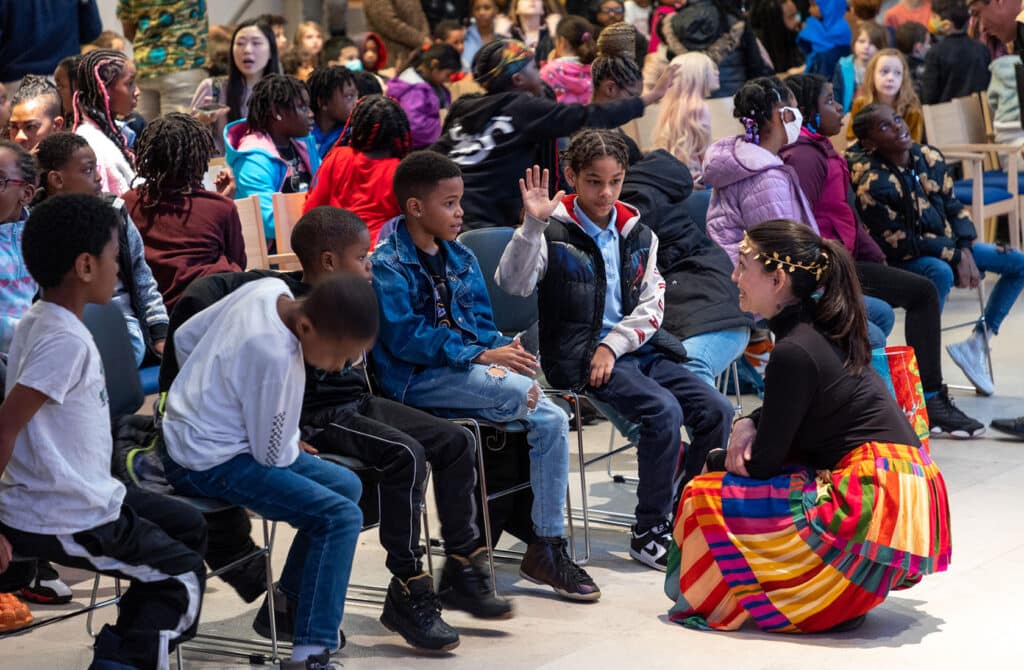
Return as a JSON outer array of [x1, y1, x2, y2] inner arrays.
[[666, 220, 951, 632]]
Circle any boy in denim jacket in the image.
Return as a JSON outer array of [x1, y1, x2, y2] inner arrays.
[[371, 151, 600, 602]]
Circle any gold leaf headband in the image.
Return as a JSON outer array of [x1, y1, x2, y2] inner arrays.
[[739, 232, 829, 282]]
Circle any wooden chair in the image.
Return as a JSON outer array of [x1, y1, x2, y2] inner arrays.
[[235, 194, 269, 270], [270, 192, 306, 270], [921, 95, 1021, 248]]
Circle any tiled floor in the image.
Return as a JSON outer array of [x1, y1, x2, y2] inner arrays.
[[2, 285, 1021, 669]]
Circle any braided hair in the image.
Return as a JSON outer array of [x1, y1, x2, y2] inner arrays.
[[306, 65, 356, 116], [73, 49, 134, 166], [591, 22, 642, 92], [562, 128, 630, 174], [10, 75, 62, 120], [733, 76, 792, 143], [338, 95, 412, 159], [246, 74, 309, 135], [134, 113, 215, 209], [55, 54, 82, 121]]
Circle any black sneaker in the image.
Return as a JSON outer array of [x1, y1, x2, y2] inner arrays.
[[380, 574, 460, 652], [253, 585, 345, 651], [438, 547, 514, 619], [279, 651, 338, 670], [518, 537, 601, 601], [991, 416, 1024, 439], [629, 521, 672, 571], [926, 386, 985, 439], [19, 560, 72, 604]]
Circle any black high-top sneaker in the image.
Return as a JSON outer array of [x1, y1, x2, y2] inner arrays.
[[380, 573, 460, 652], [438, 547, 514, 619], [519, 537, 601, 601]]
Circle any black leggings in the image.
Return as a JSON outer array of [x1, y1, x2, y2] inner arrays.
[[856, 261, 943, 393]]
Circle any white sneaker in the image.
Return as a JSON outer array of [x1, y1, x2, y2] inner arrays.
[[946, 331, 994, 396]]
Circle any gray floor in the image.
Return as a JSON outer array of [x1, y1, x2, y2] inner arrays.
[[2, 284, 1021, 669]]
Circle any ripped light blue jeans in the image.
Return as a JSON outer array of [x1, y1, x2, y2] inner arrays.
[[402, 364, 569, 538]]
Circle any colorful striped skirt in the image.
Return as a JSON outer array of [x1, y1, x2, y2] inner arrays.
[[665, 441, 951, 632]]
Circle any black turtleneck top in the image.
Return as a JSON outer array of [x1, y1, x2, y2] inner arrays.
[[744, 304, 920, 479]]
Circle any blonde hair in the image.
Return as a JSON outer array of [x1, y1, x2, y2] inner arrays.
[[654, 53, 717, 173], [858, 48, 920, 119]]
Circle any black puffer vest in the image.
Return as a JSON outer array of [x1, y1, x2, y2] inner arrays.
[[538, 200, 684, 390]]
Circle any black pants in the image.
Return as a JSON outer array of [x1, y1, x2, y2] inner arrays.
[[0, 487, 207, 670], [589, 348, 733, 530], [305, 396, 478, 579], [857, 261, 943, 393]]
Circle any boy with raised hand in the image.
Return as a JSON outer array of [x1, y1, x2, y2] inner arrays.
[[0, 194, 206, 670], [371, 150, 601, 602]]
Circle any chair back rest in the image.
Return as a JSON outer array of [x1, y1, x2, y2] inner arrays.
[[707, 96, 740, 142], [922, 98, 969, 146], [271, 192, 306, 271], [236, 194, 268, 270], [456, 227, 538, 335], [83, 303, 144, 418], [683, 188, 713, 235]]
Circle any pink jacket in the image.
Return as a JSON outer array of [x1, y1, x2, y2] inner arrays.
[[539, 58, 593, 105], [703, 134, 818, 265]]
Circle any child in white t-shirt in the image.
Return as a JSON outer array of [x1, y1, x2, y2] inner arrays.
[[0, 193, 206, 670], [160, 273, 378, 669]]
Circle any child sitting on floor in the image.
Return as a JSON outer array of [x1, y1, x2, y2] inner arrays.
[[160, 272, 374, 669], [0, 194, 206, 670], [371, 150, 601, 602], [497, 133, 733, 571], [35, 132, 168, 366]]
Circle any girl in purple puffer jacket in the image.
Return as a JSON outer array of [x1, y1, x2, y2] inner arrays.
[[387, 43, 460, 149], [703, 76, 817, 266]]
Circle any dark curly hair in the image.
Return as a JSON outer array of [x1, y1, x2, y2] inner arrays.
[[562, 128, 630, 174], [73, 49, 134, 166], [338, 95, 411, 159], [785, 73, 829, 131], [133, 113, 215, 208], [22, 193, 119, 289], [306, 65, 357, 116], [290, 206, 369, 270], [34, 132, 87, 201], [246, 74, 309, 135], [0, 140, 39, 187], [733, 76, 793, 130], [393, 150, 462, 212]]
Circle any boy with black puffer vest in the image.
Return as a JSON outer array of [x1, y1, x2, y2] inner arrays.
[[372, 151, 601, 602], [497, 131, 733, 572], [0, 194, 206, 670]]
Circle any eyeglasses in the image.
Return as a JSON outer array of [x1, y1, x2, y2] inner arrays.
[[600, 6, 625, 14], [0, 177, 29, 192]]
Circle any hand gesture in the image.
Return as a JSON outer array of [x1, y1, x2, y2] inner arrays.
[[726, 417, 755, 477], [956, 247, 981, 289], [519, 165, 565, 223], [588, 344, 616, 388], [475, 338, 540, 376], [215, 168, 236, 197], [642, 63, 679, 106]]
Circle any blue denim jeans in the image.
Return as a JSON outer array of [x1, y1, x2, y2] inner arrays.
[[402, 364, 570, 538], [679, 326, 751, 388], [163, 451, 363, 650], [898, 243, 1024, 334], [864, 295, 895, 349]]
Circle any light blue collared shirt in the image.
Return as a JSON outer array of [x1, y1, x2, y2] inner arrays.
[[574, 200, 622, 339]]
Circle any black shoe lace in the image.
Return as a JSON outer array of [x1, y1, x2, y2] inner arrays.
[[408, 587, 443, 625], [554, 542, 592, 586]]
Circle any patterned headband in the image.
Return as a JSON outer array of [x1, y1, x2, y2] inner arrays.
[[475, 40, 534, 87], [739, 232, 830, 282]]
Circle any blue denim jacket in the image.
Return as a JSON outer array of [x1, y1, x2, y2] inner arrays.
[[371, 218, 511, 401]]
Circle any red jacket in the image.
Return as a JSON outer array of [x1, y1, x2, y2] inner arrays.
[[303, 146, 401, 248], [779, 128, 885, 263]]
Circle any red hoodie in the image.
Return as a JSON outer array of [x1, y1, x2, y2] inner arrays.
[[303, 146, 400, 247]]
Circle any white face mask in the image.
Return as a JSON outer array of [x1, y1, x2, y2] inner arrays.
[[780, 106, 803, 145]]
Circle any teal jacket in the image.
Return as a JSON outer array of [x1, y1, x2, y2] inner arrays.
[[224, 119, 321, 241], [833, 54, 857, 114]]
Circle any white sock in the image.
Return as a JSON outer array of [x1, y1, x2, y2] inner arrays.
[[290, 645, 325, 662]]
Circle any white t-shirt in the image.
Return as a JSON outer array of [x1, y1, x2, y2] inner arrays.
[[0, 301, 126, 535], [162, 278, 304, 471]]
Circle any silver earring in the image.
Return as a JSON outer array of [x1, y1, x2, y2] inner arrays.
[[275, 114, 282, 120]]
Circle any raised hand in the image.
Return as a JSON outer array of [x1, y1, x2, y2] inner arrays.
[[642, 63, 680, 106], [519, 165, 565, 223]]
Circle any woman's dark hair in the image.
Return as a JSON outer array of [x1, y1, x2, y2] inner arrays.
[[591, 22, 642, 91], [733, 76, 792, 129], [133, 113, 215, 208], [851, 101, 885, 143], [407, 43, 462, 74], [785, 73, 829, 129], [23, 193, 119, 289], [556, 16, 598, 65], [749, 0, 805, 74], [306, 65, 357, 115], [562, 128, 630, 174], [339, 95, 412, 159], [747, 219, 871, 371], [73, 49, 134, 166], [246, 74, 309, 135], [227, 20, 281, 123], [0, 140, 38, 186]]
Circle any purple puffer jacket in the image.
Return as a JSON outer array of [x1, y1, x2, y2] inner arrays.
[[387, 69, 451, 149], [703, 135, 818, 265]]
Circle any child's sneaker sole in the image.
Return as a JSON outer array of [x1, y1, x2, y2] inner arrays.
[[628, 547, 668, 572], [517, 569, 602, 602], [379, 615, 461, 653]]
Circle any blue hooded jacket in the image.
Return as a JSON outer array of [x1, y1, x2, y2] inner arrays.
[[797, 0, 852, 78]]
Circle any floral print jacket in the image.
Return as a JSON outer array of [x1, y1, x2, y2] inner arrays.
[[847, 143, 977, 267]]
